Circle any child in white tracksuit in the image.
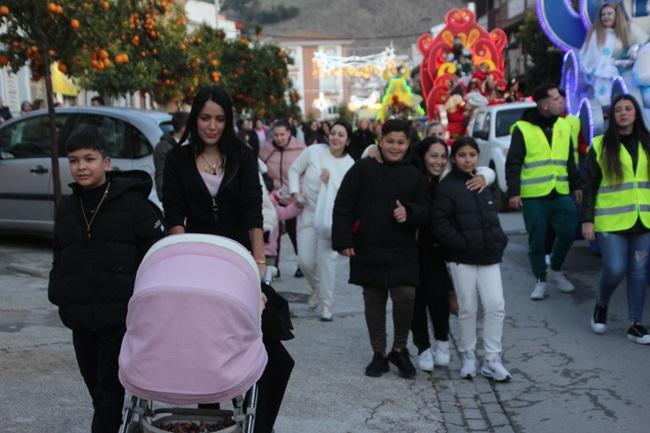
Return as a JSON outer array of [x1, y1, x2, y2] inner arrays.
[[288, 121, 355, 321], [431, 137, 511, 382]]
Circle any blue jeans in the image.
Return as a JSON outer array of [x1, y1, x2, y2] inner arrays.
[[596, 231, 650, 323]]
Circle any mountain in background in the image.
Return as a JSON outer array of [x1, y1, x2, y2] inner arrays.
[[226, 0, 465, 55]]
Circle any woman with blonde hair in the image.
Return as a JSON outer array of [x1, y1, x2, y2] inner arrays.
[[579, 2, 648, 107]]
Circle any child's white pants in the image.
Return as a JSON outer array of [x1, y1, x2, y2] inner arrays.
[[447, 262, 505, 358]]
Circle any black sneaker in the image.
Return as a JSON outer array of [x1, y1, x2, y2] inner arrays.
[[387, 349, 416, 379], [294, 267, 303, 278], [627, 322, 650, 344], [591, 303, 607, 334], [365, 353, 389, 377]]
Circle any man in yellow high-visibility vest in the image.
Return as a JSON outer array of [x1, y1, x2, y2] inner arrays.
[[506, 83, 582, 300]]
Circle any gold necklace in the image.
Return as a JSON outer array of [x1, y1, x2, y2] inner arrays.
[[80, 182, 111, 239], [199, 152, 221, 175]]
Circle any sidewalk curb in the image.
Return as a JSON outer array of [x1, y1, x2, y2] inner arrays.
[[7, 263, 49, 279]]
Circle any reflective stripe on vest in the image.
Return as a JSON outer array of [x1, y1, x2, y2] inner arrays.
[[592, 135, 650, 232], [515, 118, 571, 198]]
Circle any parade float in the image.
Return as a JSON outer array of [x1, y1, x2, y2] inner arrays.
[[417, 7, 508, 121], [537, 0, 650, 142]]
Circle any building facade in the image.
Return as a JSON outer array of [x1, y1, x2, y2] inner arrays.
[[270, 31, 352, 120], [473, 0, 536, 79]]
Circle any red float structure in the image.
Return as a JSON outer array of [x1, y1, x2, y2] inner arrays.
[[418, 8, 508, 120]]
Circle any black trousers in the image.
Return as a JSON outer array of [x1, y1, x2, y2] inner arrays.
[[411, 250, 452, 353], [72, 327, 126, 433], [255, 339, 295, 433]]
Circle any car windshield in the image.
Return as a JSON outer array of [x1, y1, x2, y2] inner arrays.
[[495, 108, 528, 137]]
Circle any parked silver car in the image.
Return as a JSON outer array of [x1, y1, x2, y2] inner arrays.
[[0, 106, 173, 234]]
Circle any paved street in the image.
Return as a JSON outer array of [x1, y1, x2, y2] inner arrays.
[[1, 212, 650, 433]]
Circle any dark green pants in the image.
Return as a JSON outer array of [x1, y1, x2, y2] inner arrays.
[[522, 195, 577, 280]]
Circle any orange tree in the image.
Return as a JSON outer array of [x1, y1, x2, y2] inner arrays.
[[0, 0, 125, 208], [150, 23, 227, 107], [77, 0, 187, 101], [215, 35, 295, 120]]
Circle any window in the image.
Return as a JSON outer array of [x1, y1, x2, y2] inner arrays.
[[495, 108, 528, 137], [0, 114, 68, 159], [74, 114, 131, 158], [130, 125, 152, 158], [472, 111, 486, 137]]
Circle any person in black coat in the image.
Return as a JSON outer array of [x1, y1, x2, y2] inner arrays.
[[349, 118, 376, 160], [162, 86, 293, 433], [431, 137, 511, 383], [332, 119, 430, 379], [49, 127, 165, 433]]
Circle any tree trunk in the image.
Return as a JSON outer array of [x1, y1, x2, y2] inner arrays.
[[41, 48, 63, 215]]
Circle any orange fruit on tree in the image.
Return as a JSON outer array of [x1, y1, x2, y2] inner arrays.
[[0, 55, 9, 66], [0, 5, 10, 15], [70, 19, 80, 29], [56, 5, 63, 14], [101, 1, 109, 11], [99, 49, 109, 59], [47, 2, 57, 13]]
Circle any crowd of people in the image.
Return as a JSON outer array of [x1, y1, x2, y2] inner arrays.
[[44, 77, 650, 433]]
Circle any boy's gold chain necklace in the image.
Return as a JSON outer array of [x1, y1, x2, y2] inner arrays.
[[80, 182, 111, 239]]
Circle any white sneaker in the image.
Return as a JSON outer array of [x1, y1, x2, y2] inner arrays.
[[530, 280, 548, 300], [320, 305, 333, 322], [460, 352, 477, 379], [416, 348, 434, 372], [544, 254, 551, 267], [547, 269, 575, 293], [481, 356, 511, 382], [433, 340, 450, 367]]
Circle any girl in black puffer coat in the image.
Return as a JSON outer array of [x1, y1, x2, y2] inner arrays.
[[431, 137, 511, 383]]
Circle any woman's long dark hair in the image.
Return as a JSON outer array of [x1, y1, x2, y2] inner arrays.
[[330, 119, 352, 155], [180, 86, 243, 159], [602, 94, 650, 184], [415, 136, 447, 174]]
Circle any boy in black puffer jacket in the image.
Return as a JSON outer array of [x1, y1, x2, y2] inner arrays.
[[48, 127, 164, 433], [431, 137, 511, 383], [333, 119, 430, 379]]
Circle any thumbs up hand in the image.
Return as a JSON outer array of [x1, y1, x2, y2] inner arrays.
[[393, 200, 407, 223]]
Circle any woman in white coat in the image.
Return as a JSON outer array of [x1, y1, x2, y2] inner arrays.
[[289, 120, 355, 321]]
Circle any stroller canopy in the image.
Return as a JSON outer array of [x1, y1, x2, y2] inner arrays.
[[119, 234, 267, 404]]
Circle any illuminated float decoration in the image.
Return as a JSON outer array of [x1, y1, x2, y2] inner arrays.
[[417, 7, 508, 120], [537, 0, 650, 142], [376, 66, 425, 121]]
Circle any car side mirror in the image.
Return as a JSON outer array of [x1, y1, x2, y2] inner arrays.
[[473, 130, 488, 140]]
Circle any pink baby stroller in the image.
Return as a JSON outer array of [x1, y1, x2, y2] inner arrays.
[[118, 234, 268, 433]]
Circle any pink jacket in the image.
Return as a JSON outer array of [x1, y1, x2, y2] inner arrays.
[[258, 136, 305, 191]]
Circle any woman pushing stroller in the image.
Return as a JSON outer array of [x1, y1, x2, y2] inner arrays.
[[162, 85, 294, 433]]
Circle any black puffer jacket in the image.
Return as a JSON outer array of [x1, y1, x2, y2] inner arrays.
[[431, 167, 508, 265], [332, 156, 430, 287], [48, 171, 165, 329]]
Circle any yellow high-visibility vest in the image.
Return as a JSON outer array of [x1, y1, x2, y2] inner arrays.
[[565, 115, 581, 165], [515, 118, 571, 198], [592, 135, 650, 232]]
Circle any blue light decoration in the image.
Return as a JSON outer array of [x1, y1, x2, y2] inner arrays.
[[560, 50, 580, 114], [536, 0, 587, 51]]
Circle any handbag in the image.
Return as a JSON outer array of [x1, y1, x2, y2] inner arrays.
[[313, 182, 336, 238], [261, 282, 294, 341]]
